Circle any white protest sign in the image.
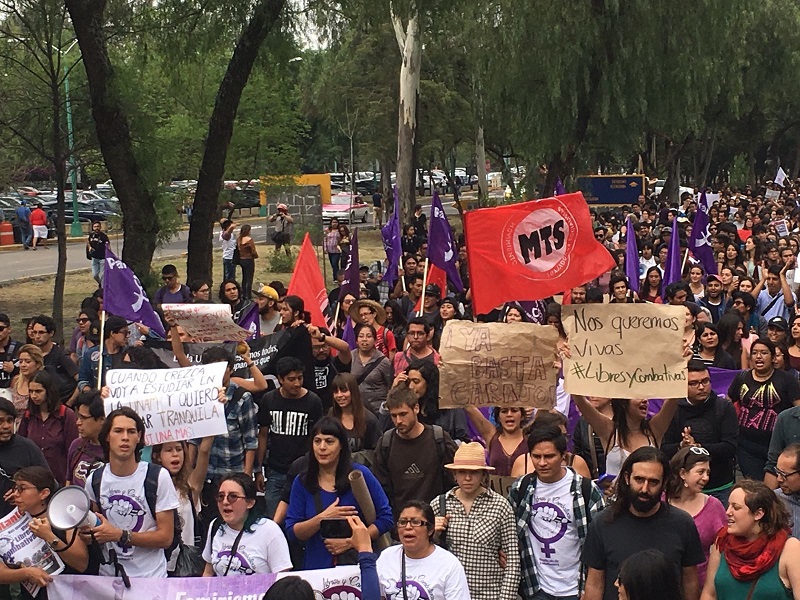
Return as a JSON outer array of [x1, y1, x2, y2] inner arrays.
[[765, 188, 781, 201], [105, 362, 228, 445], [772, 219, 790, 237], [561, 303, 687, 399], [162, 303, 251, 342], [0, 509, 64, 597], [438, 321, 559, 408]]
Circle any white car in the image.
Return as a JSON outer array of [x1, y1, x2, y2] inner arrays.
[[654, 179, 695, 198], [322, 192, 371, 223]]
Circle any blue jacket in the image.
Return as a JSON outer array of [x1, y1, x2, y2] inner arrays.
[[285, 462, 393, 570]]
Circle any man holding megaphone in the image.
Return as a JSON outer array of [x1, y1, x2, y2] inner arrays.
[[79, 407, 180, 579]]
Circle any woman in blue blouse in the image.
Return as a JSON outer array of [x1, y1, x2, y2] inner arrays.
[[285, 417, 393, 569]]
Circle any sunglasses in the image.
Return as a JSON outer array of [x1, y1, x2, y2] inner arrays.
[[215, 493, 245, 504], [0, 326, 7, 332], [162, 275, 175, 281], [76, 318, 90, 324]]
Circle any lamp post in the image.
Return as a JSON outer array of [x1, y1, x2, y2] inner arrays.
[[59, 40, 82, 237]]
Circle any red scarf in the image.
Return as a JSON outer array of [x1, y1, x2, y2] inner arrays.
[[715, 527, 790, 581]]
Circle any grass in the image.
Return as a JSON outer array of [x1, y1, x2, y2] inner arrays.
[[0, 226, 389, 339]]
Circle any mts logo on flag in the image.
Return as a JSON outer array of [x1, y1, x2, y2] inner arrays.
[[502, 203, 577, 279]]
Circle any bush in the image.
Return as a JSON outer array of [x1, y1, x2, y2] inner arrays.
[[293, 221, 323, 246], [268, 251, 295, 273]]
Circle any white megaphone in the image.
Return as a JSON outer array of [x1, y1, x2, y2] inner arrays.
[[47, 486, 102, 530]]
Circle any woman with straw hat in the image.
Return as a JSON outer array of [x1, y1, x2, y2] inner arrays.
[[431, 442, 520, 600], [350, 299, 397, 361]]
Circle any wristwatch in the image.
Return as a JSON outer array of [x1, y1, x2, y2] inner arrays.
[[245, 361, 255, 368], [320, 333, 327, 343], [119, 529, 132, 546], [48, 538, 60, 550]]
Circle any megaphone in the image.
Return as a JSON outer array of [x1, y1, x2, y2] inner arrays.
[[47, 486, 102, 530]]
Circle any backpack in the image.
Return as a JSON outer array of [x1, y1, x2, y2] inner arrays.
[[379, 425, 448, 494], [91, 462, 181, 560], [519, 471, 594, 512]]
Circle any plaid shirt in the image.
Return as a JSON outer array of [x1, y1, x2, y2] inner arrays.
[[508, 469, 606, 599], [191, 383, 258, 477], [432, 487, 520, 600]]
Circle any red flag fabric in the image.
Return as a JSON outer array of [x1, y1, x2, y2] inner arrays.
[[413, 263, 448, 314], [287, 233, 329, 328], [465, 192, 615, 314]]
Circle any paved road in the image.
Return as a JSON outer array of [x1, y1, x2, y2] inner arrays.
[[0, 196, 465, 284]]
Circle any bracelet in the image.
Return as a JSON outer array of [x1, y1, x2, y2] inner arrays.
[[245, 362, 255, 368], [48, 538, 60, 550]]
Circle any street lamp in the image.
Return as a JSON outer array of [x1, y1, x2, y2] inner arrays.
[[58, 40, 82, 238]]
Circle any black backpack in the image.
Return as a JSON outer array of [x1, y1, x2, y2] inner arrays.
[[91, 462, 181, 560]]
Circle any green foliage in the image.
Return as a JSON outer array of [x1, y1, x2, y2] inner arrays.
[[293, 221, 323, 245], [729, 154, 750, 190], [268, 249, 295, 272]]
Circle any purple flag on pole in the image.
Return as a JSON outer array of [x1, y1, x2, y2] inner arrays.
[[663, 217, 683, 287], [709, 367, 739, 397], [340, 316, 357, 349], [511, 301, 548, 324], [624, 216, 640, 293], [102, 248, 166, 338], [555, 177, 566, 195], [338, 228, 360, 301], [237, 302, 261, 340], [689, 192, 718, 276], [381, 187, 402, 287], [428, 191, 464, 291]]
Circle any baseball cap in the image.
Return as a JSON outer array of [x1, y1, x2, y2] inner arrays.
[[425, 283, 441, 298], [253, 285, 279, 300], [768, 317, 788, 331], [706, 274, 722, 284]]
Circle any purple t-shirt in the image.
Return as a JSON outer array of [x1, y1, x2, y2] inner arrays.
[[692, 495, 728, 586]]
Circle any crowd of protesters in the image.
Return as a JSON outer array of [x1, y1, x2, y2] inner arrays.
[[2, 179, 800, 600]]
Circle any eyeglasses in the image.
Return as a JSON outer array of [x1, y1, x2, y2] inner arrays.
[[751, 350, 771, 356], [215, 493, 245, 504], [775, 468, 799, 479], [75, 413, 95, 422], [12, 485, 36, 494], [396, 518, 429, 528], [76, 318, 90, 324], [407, 331, 426, 337], [687, 378, 711, 388]]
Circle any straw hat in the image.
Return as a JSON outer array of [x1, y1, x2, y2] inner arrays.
[[444, 442, 495, 471], [348, 299, 386, 325]]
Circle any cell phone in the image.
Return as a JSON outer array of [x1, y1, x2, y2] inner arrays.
[[320, 518, 352, 539]]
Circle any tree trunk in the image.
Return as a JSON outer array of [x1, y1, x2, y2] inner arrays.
[[792, 136, 800, 179], [475, 125, 488, 206], [697, 128, 717, 190], [187, 0, 287, 284], [65, 0, 159, 281], [392, 8, 421, 226], [51, 83, 67, 344], [380, 158, 392, 213]]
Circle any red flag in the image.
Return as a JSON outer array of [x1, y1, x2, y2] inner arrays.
[[414, 263, 448, 314], [287, 233, 329, 328], [465, 192, 615, 314]]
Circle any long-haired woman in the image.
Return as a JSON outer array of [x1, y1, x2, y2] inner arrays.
[[202, 472, 292, 576], [17, 370, 78, 486], [383, 300, 407, 349], [464, 406, 527, 476], [236, 224, 258, 299], [10, 344, 44, 416], [285, 417, 393, 570], [641, 266, 664, 303], [616, 549, 684, 600], [786, 314, 800, 371], [717, 313, 746, 369], [694, 323, 736, 369], [329, 373, 381, 453], [689, 265, 706, 301]]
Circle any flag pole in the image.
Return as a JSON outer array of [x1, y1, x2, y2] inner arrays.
[[418, 258, 430, 317], [96, 310, 106, 391], [680, 248, 689, 276], [399, 258, 407, 293], [332, 302, 341, 336]]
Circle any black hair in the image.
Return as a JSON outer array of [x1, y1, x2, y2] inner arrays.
[[161, 264, 178, 276], [121, 346, 168, 370], [586, 288, 605, 303], [618, 549, 683, 600], [664, 281, 689, 300], [750, 337, 776, 357], [301, 417, 353, 494], [606, 447, 670, 522], [13, 466, 58, 502], [353, 323, 377, 340], [686, 360, 709, 373], [189, 279, 209, 294], [29, 370, 61, 415], [263, 577, 314, 600], [220, 219, 232, 229], [283, 295, 311, 323], [99, 408, 146, 461], [218, 279, 242, 304], [406, 360, 440, 421], [608, 400, 654, 455], [75, 390, 106, 419], [0, 398, 17, 419], [276, 356, 305, 378], [731, 290, 756, 312], [398, 499, 435, 539], [218, 472, 264, 533], [201, 346, 235, 369], [384, 300, 408, 329], [526, 424, 567, 454], [0, 313, 9, 326], [609, 274, 629, 291], [30, 315, 56, 334], [407, 316, 431, 334]]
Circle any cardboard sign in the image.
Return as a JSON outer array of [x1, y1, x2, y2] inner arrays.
[[488, 475, 518, 498], [771, 219, 790, 237], [438, 321, 559, 408], [162, 303, 251, 342], [561, 304, 687, 399], [765, 188, 781, 201], [105, 363, 228, 445], [0, 509, 64, 597]]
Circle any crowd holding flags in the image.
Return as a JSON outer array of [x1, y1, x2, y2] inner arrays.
[[102, 247, 166, 338], [689, 191, 718, 277]]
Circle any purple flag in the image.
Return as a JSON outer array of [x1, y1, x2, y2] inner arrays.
[[102, 248, 166, 338], [663, 218, 683, 287], [381, 187, 402, 286], [689, 192, 718, 276], [555, 177, 566, 195], [338, 228, 360, 301], [511, 300, 548, 324], [709, 367, 739, 397], [237, 301, 261, 340], [428, 191, 464, 291], [340, 316, 357, 350], [625, 216, 640, 293]]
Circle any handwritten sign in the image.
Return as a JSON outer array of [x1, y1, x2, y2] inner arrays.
[[0, 509, 64, 597], [105, 363, 228, 445], [438, 321, 558, 409], [561, 304, 687, 399], [162, 303, 250, 342]]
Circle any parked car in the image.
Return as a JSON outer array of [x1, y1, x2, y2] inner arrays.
[[322, 192, 371, 223]]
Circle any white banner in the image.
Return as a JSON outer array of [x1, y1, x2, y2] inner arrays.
[[162, 303, 251, 342], [105, 363, 227, 445]]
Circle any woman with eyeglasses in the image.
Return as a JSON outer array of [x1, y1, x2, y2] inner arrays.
[[376, 500, 470, 600], [0, 466, 89, 597], [285, 417, 392, 570], [668, 446, 727, 587], [202, 472, 291, 577], [17, 371, 78, 487], [189, 280, 211, 304], [68, 308, 99, 364], [10, 344, 44, 417], [701, 480, 800, 600]]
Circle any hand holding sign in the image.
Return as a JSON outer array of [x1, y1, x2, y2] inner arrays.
[[163, 303, 251, 342]]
